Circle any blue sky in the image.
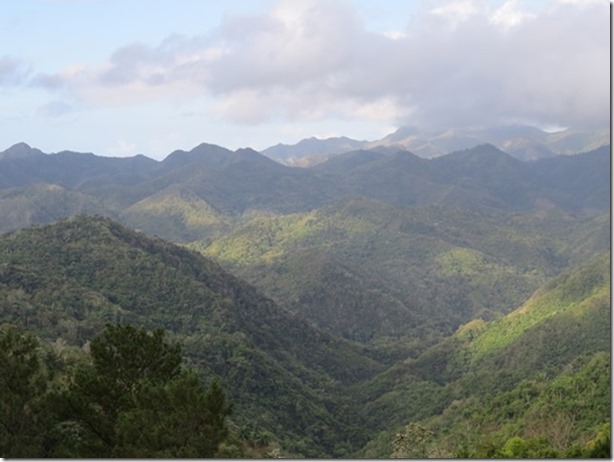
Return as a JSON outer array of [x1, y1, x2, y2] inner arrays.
[[1, 0, 608, 159]]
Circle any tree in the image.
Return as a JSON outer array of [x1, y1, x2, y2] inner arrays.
[[0, 324, 50, 457], [392, 422, 434, 458], [115, 372, 231, 457], [496, 435, 558, 458], [51, 324, 232, 457]]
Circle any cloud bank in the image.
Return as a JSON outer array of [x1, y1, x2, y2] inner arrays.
[[32, 0, 609, 130]]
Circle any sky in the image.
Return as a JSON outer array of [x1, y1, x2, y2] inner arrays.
[[0, 0, 609, 160]]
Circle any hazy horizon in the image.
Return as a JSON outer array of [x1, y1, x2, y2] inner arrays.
[[1, 0, 608, 159]]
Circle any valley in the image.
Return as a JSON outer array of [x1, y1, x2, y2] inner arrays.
[[0, 134, 610, 457]]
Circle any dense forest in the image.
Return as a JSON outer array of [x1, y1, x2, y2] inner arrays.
[[0, 140, 610, 457]]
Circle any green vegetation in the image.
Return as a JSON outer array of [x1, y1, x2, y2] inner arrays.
[[0, 323, 235, 458], [353, 254, 610, 458], [0, 142, 609, 458], [120, 187, 230, 242], [198, 198, 608, 352], [0, 214, 609, 458], [0, 216, 383, 457]]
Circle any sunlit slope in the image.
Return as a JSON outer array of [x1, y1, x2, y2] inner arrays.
[[354, 253, 610, 457]]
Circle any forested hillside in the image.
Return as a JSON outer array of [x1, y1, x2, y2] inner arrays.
[[0, 216, 383, 457], [356, 253, 610, 457], [0, 218, 608, 457], [0, 142, 608, 238], [199, 199, 608, 356], [0, 140, 609, 458]]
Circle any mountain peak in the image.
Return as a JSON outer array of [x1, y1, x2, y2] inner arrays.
[[0, 142, 45, 159], [161, 143, 232, 169]]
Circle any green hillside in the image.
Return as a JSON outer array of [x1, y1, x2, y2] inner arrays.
[[0, 216, 383, 457], [0, 143, 608, 239], [0, 141, 609, 458], [198, 198, 608, 352], [0, 183, 114, 233], [356, 254, 610, 457], [119, 187, 231, 242], [0, 216, 609, 458]]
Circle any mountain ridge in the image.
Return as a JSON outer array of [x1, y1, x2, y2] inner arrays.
[[259, 125, 609, 165]]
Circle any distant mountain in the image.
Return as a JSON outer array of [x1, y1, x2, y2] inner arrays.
[[315, 143, 610, 212], [0, 142, 336, 239], [390, 126, 609, 161], [261, 126, 609, 164], [0, 146, 158, 191], [262, 136, 368, 166], [0, 141, 608, 241], [0, 142, 45, 159]]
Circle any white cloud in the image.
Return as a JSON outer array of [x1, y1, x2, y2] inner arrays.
[[106, 139, 138, 157], [430, 0, 480, 27], [31, 0, 609, 130], [557, 0, 604, 6], [489, 0, 536, 29]]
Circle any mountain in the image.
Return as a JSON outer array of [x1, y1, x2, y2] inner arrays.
[[0, 216, 383, 457], [151, 145, 334, 215], [315, 143, 610, 213], [0, 140, 608, 246], [0, 142, 45, 160], [199, 195, 609, 353], [262, 136, 368, 166], [355, 253, 610, 457], [261, 126, 609, 164], [0, 142, 337, 238], [1, 216, 608, 458], [118, 186, 231, 242], [0, 135, 609, 457], [0, 183, 114, 233]]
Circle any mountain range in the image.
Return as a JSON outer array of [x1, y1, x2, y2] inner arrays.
[[0, 216, 609, 457], [0, 133, 610, 457], [262, 125, 610, 165], [0, 141, 608, 240]]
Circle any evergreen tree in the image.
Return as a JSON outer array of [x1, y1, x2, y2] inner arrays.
[[50, 324, 232, 457], [0, 325, 50, 457]]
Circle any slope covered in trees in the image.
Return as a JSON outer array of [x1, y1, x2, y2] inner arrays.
[[0, 142, 608, 240], [355, 253, 610, 457], [0, 139, 609, 458], [0, 216, 383, 457], [0, 216, 610, 458], [199, 197, 608, 356]]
